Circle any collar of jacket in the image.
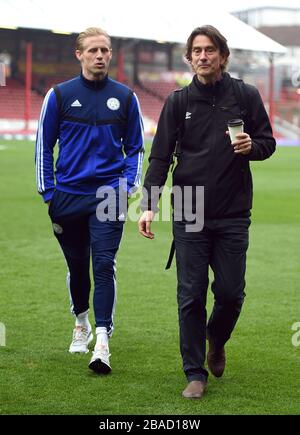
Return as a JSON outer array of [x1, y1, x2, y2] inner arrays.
[[192, 72, 231, 96], [80, 72, 108, 90]]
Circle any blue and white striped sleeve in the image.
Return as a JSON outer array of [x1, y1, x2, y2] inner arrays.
[[35, 88, 59, 203], [122, 92, 144, 195]]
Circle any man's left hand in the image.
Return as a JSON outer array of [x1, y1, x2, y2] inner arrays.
[[227, 131, 252, 155]]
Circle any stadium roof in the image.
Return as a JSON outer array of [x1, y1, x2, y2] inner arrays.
[[0, 0, 286, 54], [258, 25, 300, 46]]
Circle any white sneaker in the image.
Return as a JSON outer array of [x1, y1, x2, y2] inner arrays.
[[88, 345, 111, 374], [69, 325, 93, 354]]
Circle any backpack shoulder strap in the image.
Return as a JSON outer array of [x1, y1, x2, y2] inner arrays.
[[173, 86, 189, 134], [166, 88, 188, 269], [169, 86, 189, 172], [231, 78, 252, 128]]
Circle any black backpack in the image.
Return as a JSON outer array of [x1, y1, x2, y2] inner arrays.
[[169, 77, 252, 172]]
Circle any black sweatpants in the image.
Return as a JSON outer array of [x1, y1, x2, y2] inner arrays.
[[173, 217, 250, 382]]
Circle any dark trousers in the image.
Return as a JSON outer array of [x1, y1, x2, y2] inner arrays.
[[173, 217, 250, 382], [48, 190, 124, 336]]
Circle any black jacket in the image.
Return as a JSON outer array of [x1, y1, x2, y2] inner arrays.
[[141, 73, 276, 219]]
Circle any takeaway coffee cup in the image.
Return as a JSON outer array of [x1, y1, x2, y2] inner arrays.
[[228, 119, 244, 142]]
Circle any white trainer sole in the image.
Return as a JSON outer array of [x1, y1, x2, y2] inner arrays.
[[69, 332, 93, 354]]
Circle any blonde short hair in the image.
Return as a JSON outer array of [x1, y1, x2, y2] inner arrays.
[[76, 27, 111, 51]]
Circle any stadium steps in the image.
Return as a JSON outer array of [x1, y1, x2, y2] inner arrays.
[[0, 78, 43, 119]]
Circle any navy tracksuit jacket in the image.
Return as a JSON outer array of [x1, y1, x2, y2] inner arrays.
[[35, 73, 144, 332]]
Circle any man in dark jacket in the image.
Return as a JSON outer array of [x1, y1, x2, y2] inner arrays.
[[138, 25, 275, 399]]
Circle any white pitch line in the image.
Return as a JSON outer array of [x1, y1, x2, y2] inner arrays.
[[0, 145, 7, 150]]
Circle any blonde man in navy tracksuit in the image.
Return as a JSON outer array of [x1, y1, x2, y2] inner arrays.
[[35, 28, 144, 374]]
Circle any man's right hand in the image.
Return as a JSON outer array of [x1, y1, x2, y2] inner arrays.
[[138, 210, 155, 239]]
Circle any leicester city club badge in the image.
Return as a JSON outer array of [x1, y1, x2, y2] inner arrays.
[[107, 97, 120, 111]]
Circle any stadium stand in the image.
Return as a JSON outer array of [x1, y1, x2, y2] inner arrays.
[[141, 80, 178, 101], [0, 75, 172, 129], [31, 74, 74, 95], [133, 84, 164, 124], [0, 78, 43, 120]]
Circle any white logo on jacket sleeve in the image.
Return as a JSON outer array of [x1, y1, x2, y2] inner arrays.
[[107, 98, 120, 111], [52, 223, 63, 234], [71, 100, 82, 107]]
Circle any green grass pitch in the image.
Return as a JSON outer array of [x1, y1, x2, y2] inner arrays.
[[0, 139, 299, 414]]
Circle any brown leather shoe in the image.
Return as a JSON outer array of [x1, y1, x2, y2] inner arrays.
[[207, 341, 226, 377], [182, 380, 207, 399]]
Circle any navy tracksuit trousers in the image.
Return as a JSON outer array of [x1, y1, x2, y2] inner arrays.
[[173, 217, 250, 382], [48, 190, 125, 336]]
